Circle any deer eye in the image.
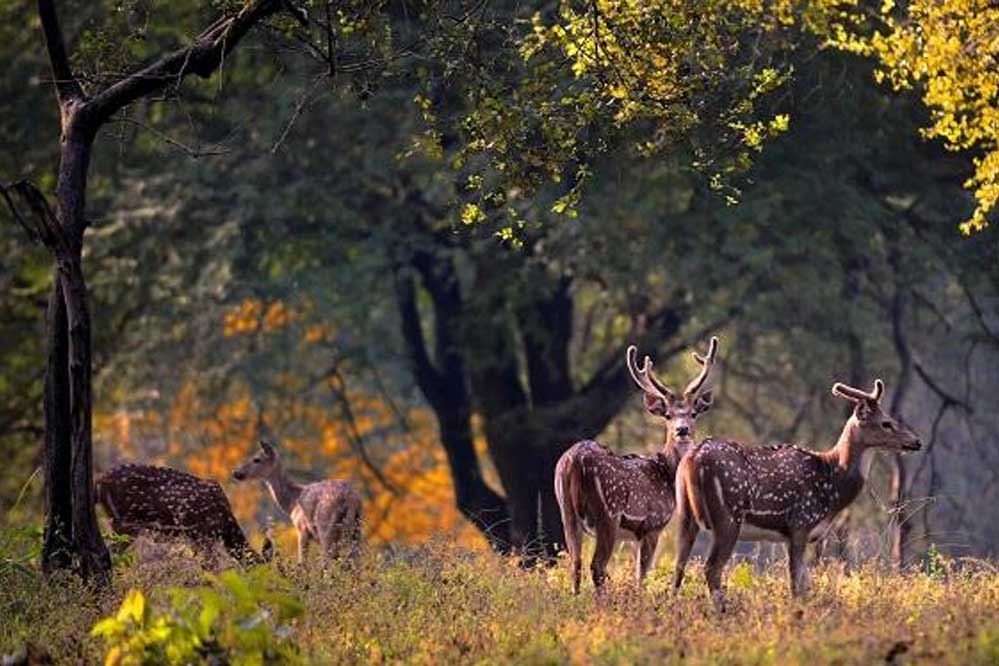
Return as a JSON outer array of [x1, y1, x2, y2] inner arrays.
[[881, 421, 894, 431], [253, 457, 261, 463]]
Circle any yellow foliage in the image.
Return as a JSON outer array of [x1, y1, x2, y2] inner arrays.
[[829, 0, 999, 233]]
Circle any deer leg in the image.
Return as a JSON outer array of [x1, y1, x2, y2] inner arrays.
[[347, 521, 362, 567], [561, 513, 584, 594], [590, 521, 617, 592], [636, 530, 661, 587], [788, 532, 810, 598], [672, 510, 698, 593], [705, 518, 740, 612], [321, 524, 345, 565], [297, 528, 312, 564]]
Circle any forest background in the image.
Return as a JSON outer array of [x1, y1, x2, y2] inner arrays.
[[0, 0, 997, 571]]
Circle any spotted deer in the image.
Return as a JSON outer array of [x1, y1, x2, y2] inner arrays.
[[233, 440, 362, 564], [673, 379, 922, 610], [554, 337, 720, 593], [96, 463, 272, 566]]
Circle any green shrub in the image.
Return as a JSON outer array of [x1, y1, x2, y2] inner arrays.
[[91, 567, 305, 665], [0, 524, 42, 581], [922, 543, 946, 579]]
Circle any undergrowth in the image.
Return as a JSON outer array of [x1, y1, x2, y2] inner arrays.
[[2, 533, 999, 665]]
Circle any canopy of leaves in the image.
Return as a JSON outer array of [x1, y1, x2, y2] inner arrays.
[[842, 0, 999, 234]]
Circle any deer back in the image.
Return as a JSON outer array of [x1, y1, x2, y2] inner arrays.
[[96, 463, 265, 563], [294, 479, 363, 537], [683, 439, 864, 537], [560, 440, 677, 536]]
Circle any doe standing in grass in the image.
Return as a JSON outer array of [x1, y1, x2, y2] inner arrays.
[[233, 440, 363, 565], [555, 337, 720, 593], [673, 379, 922, 610]]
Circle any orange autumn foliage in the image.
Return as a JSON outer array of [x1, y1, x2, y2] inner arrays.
[[93, 299, 493, 552], [222, 298, 297, 337], [93, 380, 489, 553]]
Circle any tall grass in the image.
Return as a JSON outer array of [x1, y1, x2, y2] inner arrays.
[[2, 535, 999, 665]]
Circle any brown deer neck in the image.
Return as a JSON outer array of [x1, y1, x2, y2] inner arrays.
[[659, 437, 689, 476], [821, 418, 874, 481], [264, 464, 304, 515]]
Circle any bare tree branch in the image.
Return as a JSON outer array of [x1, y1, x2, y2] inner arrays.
[[37, 0, 84, 103], [913, 360, 975, 413], [0, 180, 64, 249], [328, 368, 402, 497], [87, 0, 290, 128]]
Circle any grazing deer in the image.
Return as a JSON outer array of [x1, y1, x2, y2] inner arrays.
[[232, 440, 362, 564], [96, 463, 272, 566], [673, 379, 922, 610], [554, 337, 720, 593]]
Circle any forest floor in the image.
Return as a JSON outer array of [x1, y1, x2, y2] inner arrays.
[[2, 535, 999, 665]]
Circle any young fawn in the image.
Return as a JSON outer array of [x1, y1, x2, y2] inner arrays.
[[555, 337, 719, 593], [233, 440, 362, 564], [673, 379, 921, 610]]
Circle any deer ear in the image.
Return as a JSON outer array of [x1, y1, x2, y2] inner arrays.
[[693, 391, 714, 415], [872, 379, 885, 402], [643, 393, 668, 417], [259, 440, 276, 456]]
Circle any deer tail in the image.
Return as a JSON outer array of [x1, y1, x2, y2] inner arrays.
[[678, 454, 712, 532], [554, 446, 584, 556]]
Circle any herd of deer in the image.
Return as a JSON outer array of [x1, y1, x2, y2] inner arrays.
[[96, 440, 363, 568], [557, 337, 921, 610], [93, 336, 921, 611]]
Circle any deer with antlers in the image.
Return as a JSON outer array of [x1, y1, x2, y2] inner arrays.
[[554, 337, 720, 593], [673, 379, 922, 610], [233, 440, 362, 565]]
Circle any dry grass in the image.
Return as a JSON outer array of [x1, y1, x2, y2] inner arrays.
[[3, 536, 999, 665]]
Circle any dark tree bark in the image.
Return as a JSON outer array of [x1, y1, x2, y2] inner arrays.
[[1, 0, 296, 582], [41, 279, 72, 573], [393, 231, 692, 561], [886, 237, 914, 569], [395, 262, 513, 551]]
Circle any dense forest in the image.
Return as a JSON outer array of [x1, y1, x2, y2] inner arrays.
[[0, 0, 997, 663]]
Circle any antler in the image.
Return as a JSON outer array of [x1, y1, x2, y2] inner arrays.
[[831, 379, 884, 403], [626, 345, 674, 401], [683, 336, 720, 399]]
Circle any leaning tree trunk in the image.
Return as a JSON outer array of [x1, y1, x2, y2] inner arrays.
[[10, 0, 295, 582], [35, 117, 111, 580]]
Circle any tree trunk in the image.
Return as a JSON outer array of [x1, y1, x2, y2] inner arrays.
[[394, 265, 512, 552], [437, 409, 512, 551], [41, 278, 73, 574], [41, 120, 111, 581], [25, 0, 291, 583], [886, 226, 913, 569], [397, 227, 687, 561], [59, 253, 110, 580]]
